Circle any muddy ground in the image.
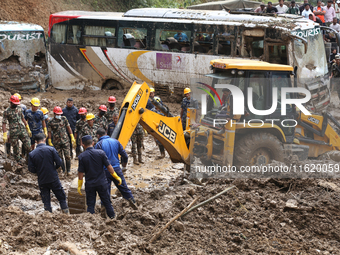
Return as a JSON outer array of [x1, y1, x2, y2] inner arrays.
[[0, 89, 340, 254]]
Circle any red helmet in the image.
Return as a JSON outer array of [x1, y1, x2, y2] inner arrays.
[[53, 106, 63, 114], [10, 95, 20, 105], [99, 105, 107, 112], [78, 107, 87, 114], [108, 96, 116, 103]]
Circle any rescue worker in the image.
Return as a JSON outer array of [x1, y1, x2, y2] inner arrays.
[[2, 95, 32, 163], [77, 135, 121, 219], [330, 54, 340, 98], [94, 105, 108, 131], [6, 93, 27, 156], [25, 98, 47, 150], [107, 112, 119, 137], [28, 133, 69, 214], [95, 128, 138, 211], [41, 107, 50, 145], [217, 88, 233, 118], [48, 106, 76, 175], [62, 98, 79, 159], [131, 123, 144, 165], [74, 107, 88, 158], [180, 88, 198, 131], [105, 96, 118, 121], [146, 87, 156, 110], [81, 113, 99, 144]]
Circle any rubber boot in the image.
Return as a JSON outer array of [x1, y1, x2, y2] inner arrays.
[[157, 145, 165, 159], [66, 160, 71, 175], [62, 208, 70, 214], [128, 197, 138, 210], [137, 148, 144, 164], [133, 155, 139, 165], [6, 142, 11, 156], [61, 160, 66, 173]]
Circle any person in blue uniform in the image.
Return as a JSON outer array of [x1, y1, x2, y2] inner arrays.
[[77, 135, 122, 219], [95, 128, 138, 210], [28, 133, 69, 214], [25, 98, 47, 150]]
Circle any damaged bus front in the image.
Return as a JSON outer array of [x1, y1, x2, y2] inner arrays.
[[0, 22, 48, 92]]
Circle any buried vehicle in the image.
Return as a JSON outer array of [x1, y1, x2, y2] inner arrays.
[[190, 59, 340, 168], [0, 21, 48, 92]]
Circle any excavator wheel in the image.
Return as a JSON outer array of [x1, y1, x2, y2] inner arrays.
[[233, 132, 284, 168]]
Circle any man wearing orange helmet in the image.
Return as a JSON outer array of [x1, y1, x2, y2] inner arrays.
[[94, 105, 109, 131], [48, 106, 76, 175], [2, 95, 32, 163], [74, 107, 88, 158], [105, 96, 119, 121]]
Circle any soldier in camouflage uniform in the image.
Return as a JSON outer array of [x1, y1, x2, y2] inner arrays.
[[74, 107, 88, 157], [105, 96, 119, 121], [94, 105, 108, 131], [131, 123, 144, 165], [2, 95, 32, 163], [81, 113, 99, 144], [48, 106, 76, 174]]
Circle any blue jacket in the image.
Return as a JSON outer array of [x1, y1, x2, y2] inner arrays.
[[62, 105, 79, 132], [28, 143, 62, 184], [95, 135, 128, 169]]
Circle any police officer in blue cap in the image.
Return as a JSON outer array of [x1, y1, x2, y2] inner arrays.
[[77, 135, 121, 219], [28, 133, 69, 214]]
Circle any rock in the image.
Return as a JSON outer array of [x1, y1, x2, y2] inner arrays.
[[285, 199, 298, 209], [187, 188, 195, 196], [318, 181, 340, 192], [173, 221, 185, 232], [280, 222, 286, 227]]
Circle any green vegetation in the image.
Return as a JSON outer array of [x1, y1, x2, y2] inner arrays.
[[79, 0, 203, 12]]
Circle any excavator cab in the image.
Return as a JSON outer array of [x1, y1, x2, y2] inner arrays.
[[191, 59, 308, 167]]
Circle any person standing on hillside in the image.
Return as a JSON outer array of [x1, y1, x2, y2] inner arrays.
[[62, 98, 79, 159]]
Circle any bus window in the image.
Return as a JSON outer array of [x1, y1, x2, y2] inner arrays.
[[194, 33, 213, 54], [154, 29, 191, 52], [268, 44, 287, 64], [118, 27, 147, 49], [251, 40, 264, 58], [67, 25, 81, 44], [83, 26, 116, 47], [51, 24, 66, 44], [216, 32, 232, 55]]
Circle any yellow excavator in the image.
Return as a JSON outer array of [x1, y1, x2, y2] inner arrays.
[[68, 58, 340, 213], [190, 59, 340, 168]]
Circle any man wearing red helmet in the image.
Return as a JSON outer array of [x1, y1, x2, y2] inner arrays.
[[2, 95, 32, 163], [74, 107, 88, 158], [105, 96, 119, 121], [94, 105, 108, 131], [47, 106, 76, 175]]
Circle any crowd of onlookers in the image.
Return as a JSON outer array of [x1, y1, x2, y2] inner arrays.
[[254, 0, 340, 42]]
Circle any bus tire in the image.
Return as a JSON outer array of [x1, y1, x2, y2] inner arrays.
[[103, 80, 123, 90], [233, 132, 284, 167]]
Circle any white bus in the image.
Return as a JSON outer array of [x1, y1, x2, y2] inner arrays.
[[0, 21, 48, 92], [48, 8, 331, 110]]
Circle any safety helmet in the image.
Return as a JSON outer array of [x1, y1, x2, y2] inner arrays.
[[108, 96, 116, 103], [99, 105, 107, 112], [86, 113, 95, 121], [79, 107, 87, 114], [14, 93, 22, 100], [41, 107, 49, 115], [10, 95, 20, 105], [184, 88, 191, 94], [31, 98, 40, 107], [53, 106, 63, 114], [150, 88, 155, 93]]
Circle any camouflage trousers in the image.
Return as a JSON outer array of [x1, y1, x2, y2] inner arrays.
[[54, 142, 71, 162], [131, 133, 143, 156], [10, 131, 31, 161]]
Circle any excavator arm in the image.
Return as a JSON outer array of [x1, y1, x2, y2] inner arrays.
[[112, 81, 190, 165]]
